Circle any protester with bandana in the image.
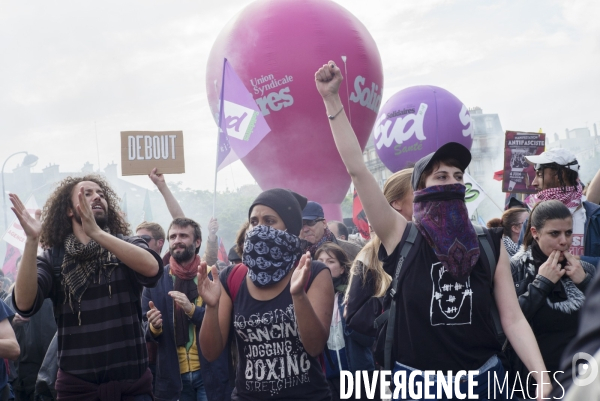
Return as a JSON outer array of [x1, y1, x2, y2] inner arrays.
[[143, 217, 231, 401], [509, 200, 595, 395], [300, 201, 361, 261], [520, 148, 600, 267], [315, 61, 551, 400], [9, 176, 163, 400], [197, 188, 334, 400]]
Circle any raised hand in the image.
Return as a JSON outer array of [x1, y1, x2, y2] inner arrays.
[[169, 290, 194, 314], [315, 61, 343, 100], [197, 262, 220, 308], [208, 217, 219, 238], [147, 300, 163, 329], [76, 187, 102, 238], [148, 168, 166, 188], [538, 250, 566, 284], [9, 193, 41, 240], [563, 251, 586, 284], [290, 252, 311, 296]]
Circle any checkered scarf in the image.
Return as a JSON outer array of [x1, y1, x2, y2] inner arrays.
[[526, 181, 583, 213], [61, 230, 118, 324]]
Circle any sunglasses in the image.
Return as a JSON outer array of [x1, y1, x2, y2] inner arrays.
[[139, 235, 154, 243], [303, 218, 324, 227]]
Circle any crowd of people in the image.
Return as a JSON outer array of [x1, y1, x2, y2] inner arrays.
[[0, 62, 597, 401]]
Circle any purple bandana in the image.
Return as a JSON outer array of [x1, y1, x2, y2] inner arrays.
[[413, 184, 480, 282]]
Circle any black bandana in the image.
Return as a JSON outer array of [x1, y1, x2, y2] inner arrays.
[[243, 225, 302, 287]]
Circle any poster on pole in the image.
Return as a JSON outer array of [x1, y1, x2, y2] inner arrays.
[[121, 131, 185, 176], [502, 131, 546, 193]]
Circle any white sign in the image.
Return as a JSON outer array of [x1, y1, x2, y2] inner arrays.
[[3, 196, 40, 252]]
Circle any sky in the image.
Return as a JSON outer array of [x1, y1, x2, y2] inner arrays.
[[1, 0, 599, 193]]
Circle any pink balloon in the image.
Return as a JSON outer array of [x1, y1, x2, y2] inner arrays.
[[373, 86, 474, 173], [206, 0, 383, 220]]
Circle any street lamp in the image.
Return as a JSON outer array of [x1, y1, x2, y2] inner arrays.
[[2, 152, 39, 232]]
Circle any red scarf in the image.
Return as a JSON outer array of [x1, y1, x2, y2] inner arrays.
[[526, 181, 583, 213], [169, 254, 200, 280]]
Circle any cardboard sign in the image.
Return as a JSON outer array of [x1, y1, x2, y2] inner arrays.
[[121, 131, 185, 176], [502, 131, 545, 193]]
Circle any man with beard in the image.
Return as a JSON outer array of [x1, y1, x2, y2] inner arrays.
[[143, 218, 228, 401], [520, 148, 600, 267], [9, 176, 163, 400]]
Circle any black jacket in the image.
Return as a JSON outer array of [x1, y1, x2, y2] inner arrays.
[[510, 249, 594, 319]]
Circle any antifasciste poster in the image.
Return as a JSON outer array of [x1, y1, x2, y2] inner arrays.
[[502, 131, 546, 193]]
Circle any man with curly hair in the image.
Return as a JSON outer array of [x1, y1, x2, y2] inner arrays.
[[10, 175, 163, 400]]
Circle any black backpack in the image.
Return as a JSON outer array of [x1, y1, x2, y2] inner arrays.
[[373, 223, 505, 370]]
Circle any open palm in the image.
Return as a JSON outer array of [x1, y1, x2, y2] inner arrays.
[[9, 193, 41, 239]]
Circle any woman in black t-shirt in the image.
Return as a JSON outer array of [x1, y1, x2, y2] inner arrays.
[[315, 61, 551, 400], [197, 188, 333, 401]]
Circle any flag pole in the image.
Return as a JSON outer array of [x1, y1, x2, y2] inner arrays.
[[213, 58, 227, 217]]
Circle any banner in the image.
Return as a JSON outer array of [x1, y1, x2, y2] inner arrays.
[[502, 131, 545, 193], [2, 244, 21, 281], [352, 189, 370, 240], [217, 237, 228, 263], [463, 173, 486, 218], [2, 196, 40, 252], [217, 59, 271, 171], [121, 131, 185, 176]]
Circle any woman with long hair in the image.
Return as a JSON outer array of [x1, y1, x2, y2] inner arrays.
[[510, 200, 594, 386], [487, 208, 529, 257], [315, 61, 550, 400], [197, 188, 333, 400], [344, 168, 413, 337], [315, 243, 374, 401]]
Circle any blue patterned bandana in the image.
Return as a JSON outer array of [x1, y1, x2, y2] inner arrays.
[[413, 184, 480, 283], [243, 225, 303, 287]]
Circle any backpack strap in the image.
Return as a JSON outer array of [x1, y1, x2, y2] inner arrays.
[[376, 223, 418, 371], [226, 264, 247, 303], [473, 224, 506, 349]]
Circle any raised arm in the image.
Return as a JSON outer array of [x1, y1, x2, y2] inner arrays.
[[9, 194, 42, 312], [495, 244, 551, 400], [198, 263, 231, 362], [149, 167, 185, 219], [315, 62, 406, 254], [203, 217, 219, 267], [290, 253, 334, 357], [76, 187, 160, 278], [585, 168, 600, 204]]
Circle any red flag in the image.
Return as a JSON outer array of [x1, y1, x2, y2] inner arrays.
[[2, 244, 21, 281], [493, 170, 504, 181], [217, 237, 228, 263], [352, 189, 370, 240]]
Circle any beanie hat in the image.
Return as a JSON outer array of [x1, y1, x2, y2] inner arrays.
[[248, 188, 307, 236]]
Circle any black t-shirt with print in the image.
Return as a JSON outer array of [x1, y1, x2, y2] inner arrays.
[[220, 262, 332, 401], [379, 225, 502, 372]]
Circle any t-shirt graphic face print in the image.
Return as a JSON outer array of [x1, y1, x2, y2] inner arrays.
[[430, 262, 473, 326]]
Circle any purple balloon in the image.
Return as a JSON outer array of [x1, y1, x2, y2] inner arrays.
[[373, 86, 473, 172]]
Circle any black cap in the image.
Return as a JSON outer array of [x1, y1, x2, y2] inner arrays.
[[249, 188, 307, 236], [411, 142, 471, 190], [506, 196, 527, 210]]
